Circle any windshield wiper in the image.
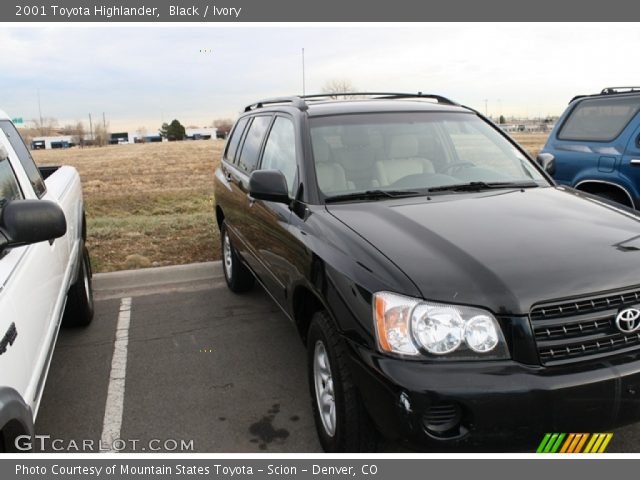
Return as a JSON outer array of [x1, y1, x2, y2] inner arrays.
[[427, 181, 540, 193], [325, 189, 422, 203]]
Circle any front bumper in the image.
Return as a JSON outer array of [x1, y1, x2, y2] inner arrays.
[[346, 341, 640, 451]]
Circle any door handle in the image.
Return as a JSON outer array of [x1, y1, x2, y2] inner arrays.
[[630, 159, 640, 166]]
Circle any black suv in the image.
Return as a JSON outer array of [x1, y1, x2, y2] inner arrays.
[[213, 93, 640, 452]]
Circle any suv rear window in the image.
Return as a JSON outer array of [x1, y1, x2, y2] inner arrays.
[[558, 95, 640, 142], [224, 117, 249, 164]]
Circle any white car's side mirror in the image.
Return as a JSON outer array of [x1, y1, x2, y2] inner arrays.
[[0, 144, 8, 160]]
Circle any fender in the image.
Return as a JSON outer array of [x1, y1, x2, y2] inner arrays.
[[574, 178, 636, 208], [0, 387, 34, 452]]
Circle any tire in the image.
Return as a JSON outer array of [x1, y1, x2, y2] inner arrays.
[[62, 244, 94, 327], [220, 222, 254, 293], [307, 311, 378, 452]]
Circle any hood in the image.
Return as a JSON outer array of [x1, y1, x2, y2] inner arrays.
[[326, 187, 640, 315]]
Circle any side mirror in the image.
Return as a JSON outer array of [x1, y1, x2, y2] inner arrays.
[[249, 170, 290, 204], [0, 200, 67, 251], [536, 153, 556, 176]]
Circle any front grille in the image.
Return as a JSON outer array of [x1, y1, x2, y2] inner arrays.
[[531, 289, 640, 365]]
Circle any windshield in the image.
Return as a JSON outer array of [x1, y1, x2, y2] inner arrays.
[[309, 112, 547, 200]]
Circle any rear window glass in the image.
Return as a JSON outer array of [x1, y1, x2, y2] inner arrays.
[[224, 117, 249, 164], [0, 120, 46, 197], [558, 96, 640, 142]]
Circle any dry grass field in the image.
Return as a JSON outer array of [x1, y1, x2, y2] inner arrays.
[[34, 141, 223, 272], [32, 132, 548, 273]]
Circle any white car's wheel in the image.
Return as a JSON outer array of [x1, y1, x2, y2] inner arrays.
[[62, 244, 94, 327]]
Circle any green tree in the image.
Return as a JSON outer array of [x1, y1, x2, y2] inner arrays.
[[499, 115, 506, 124], [160, 119, 186, 141]]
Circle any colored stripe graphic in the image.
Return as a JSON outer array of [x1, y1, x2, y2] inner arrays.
[[537, 433, 613, 453]]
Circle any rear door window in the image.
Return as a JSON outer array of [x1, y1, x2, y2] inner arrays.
[[0, 120, 46, 197], [558, 96, 640, 142], [224, 117, 249, 164], [237, 115, 272, 174]]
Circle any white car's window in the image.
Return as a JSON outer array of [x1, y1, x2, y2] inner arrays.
[[0, 157, 23, 209], [0, 120, 46, 198]]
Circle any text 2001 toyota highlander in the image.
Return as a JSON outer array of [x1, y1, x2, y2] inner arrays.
[[213, 93, 640, 452]]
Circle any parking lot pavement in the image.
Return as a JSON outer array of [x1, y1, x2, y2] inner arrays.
[[36, 262, 321, 453], [34, 262, 640, 453]]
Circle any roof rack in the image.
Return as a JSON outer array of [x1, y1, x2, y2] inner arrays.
[[243, 92, 458, 112], [244, 97, 308, 112], [570, 87, 640, 104], [302, 92, 459, 106], [601, 87, 640, 95]]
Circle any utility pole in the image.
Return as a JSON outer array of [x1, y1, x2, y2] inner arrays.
[[88, 113, 93, 145], [302, 48, 306, 96], [484, 99, 488, 117], [102, 112, 106, 130]]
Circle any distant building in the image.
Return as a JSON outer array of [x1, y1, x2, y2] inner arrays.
[[31, 136, 74, 150], [108, 127, 217, 144], [185, 127, 217, 140]]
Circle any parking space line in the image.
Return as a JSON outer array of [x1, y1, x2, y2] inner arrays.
[[100, 297, 132, 452]]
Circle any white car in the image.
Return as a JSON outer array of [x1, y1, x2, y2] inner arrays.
[[0, 112, 93, 452]]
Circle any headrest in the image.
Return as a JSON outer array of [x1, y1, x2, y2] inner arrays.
[[341, 127, 370, 148], [313, 137, 331, 163], [389, 135, 419, 158]]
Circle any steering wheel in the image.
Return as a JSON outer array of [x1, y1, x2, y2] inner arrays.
[[441, 162, 476, 175]]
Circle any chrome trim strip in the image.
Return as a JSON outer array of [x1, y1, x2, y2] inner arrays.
[[574, 179, 636, 209]]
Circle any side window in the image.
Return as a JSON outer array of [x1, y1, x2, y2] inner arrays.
[[261, 116, 297, 196], [224, 117, 249, 164], [0, 157, 24, 210], [0, 120, 46, 197], [558, 96, 640, 142], [237, 115, 272, 174]]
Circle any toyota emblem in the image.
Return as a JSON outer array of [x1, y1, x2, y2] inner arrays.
[[616, 308, 640, 334]]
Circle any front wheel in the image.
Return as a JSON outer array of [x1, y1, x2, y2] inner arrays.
[[307, 311, 378, 452]]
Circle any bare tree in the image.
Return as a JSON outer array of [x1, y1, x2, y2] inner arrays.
[[92, 122, 110, 147], [321, 79, 358, 99], [212, 118, 234, 137], [59, 122, 86, 146], [136, 126, 147, 143], [32, 116, 58, 136], [73, 122, 86, 147]]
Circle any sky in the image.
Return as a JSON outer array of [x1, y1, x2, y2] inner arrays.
[[0, 23, 639, 132]]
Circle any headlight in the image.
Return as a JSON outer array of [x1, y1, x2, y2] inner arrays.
[[373, 291, 509, 359]]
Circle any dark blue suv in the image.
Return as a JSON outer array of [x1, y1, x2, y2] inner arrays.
[[540, 87, 640, 208]]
